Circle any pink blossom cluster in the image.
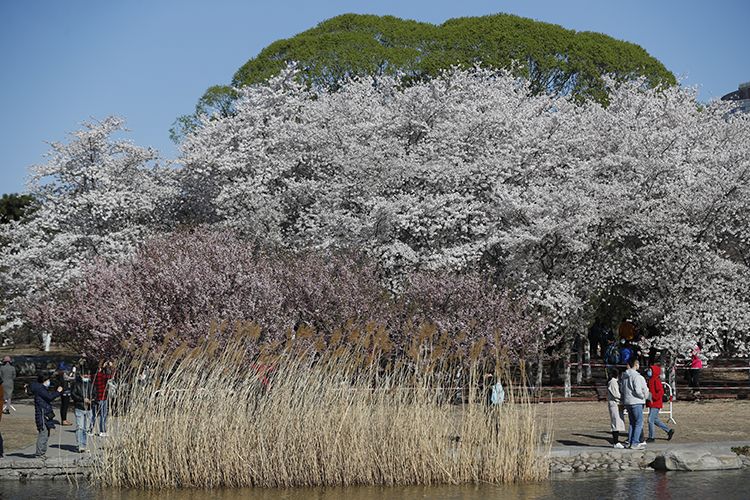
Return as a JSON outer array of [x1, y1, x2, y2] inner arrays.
[[29, 229, 542, 359]]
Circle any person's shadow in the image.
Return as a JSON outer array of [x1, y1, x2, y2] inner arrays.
[[49, 444, 78, 452], [7, 452, 37, 458], [572, 432, 614, 444], [556, 439, 590, 446]]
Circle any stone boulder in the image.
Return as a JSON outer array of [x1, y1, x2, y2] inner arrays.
[[653, 448, 743, 471]]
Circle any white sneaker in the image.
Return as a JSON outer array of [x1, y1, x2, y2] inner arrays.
[[614, 442, 625, 449], [99, 432, 108, 437], [634, 442, 647, 450]]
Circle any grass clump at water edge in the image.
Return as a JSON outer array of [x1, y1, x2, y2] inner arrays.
[[92, 329, 551, 489]]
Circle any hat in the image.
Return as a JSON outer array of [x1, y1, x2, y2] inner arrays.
[[2, 356, 10, 363]]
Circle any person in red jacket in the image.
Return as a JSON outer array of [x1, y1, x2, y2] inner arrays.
[[91, 361, 114, 437], [646, 363, 674, 442]]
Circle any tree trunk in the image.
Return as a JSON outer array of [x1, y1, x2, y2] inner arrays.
[[564, 343, 572, 398], [576, 334, 584, 385], [584, 334, 592, 380], [535, 351, 544, 391], [42, 332, 52, 352], [668, 359, 677, 401]]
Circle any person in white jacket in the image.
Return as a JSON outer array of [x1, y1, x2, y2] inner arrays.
[[620, 357, 650, 449], [607, 368, 626, 448]]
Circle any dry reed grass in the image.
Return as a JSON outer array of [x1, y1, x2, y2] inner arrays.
[[92, 325, 550, 489]]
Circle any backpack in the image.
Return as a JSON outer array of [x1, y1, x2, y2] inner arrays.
[[106, 379, 118, 398], [620, 347, 632, 364], [490, 382, 505, 406], [605, 344, 621, 365]]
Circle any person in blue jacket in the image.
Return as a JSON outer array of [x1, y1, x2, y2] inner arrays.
[[29, 373, 63, 458]]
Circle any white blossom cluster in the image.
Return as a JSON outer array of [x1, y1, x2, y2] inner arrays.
[[2, 66, 749, 359], [0, 117, 178, 331], [181, 66, 750, 357]]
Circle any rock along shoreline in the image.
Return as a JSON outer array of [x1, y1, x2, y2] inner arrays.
[[0, 455, 93, 481], [549, 441, 750, 474], [2, 442, 749, 482]]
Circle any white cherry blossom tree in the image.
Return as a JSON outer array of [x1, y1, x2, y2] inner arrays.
[[0, 117, 178, 345], [180, 65, 750, 361]]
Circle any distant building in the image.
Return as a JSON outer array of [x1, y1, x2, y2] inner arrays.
[[721, 81, 750, 113]]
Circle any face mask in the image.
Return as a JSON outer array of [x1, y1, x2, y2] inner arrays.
[[43, 380, 50, 387], [647, 370, 652, 378], [82, 377, 90, 383]]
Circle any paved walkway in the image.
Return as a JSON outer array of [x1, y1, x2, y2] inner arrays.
[[0, 403, 99, 480], [2, 402, 104, 460]]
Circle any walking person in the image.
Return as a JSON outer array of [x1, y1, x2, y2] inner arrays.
[[1, 356, 16, 414], [620, 358, 650, 450], [29, 373, 63, 458], [92, 360, 114, 436], [688, 342, 703, 397], [607, 368, 626, 448], [646, 363, 675, 442], [71, 368, 94, 452]]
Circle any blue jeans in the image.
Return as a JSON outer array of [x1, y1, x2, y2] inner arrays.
[[96, 400, 108, 434], [626, 404, 644, 446], [75, 408, 92, 450], [648, 407, 670, 438]]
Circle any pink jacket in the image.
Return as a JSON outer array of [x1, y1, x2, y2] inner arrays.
[[690, 346, 703, 369]]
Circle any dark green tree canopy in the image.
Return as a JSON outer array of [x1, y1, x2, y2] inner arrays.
[[0, 193, 34, 225], [174, 13, 675, 140], [234, 13, 675, 97]]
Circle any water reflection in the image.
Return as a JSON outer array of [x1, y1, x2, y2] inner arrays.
[[4, 470, 749, 500]]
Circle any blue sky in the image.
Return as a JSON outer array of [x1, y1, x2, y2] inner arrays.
[[1, 0, 747, 194]]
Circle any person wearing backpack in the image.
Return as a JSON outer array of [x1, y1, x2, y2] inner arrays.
[[619, 340, 633, 366], [646, 363, 674, 442], [607, 368, 626, 448], [620, 357, 650, 449], [605, 341, 621, 367]]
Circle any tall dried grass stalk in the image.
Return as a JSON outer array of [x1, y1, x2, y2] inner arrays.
[[92, 328, 550, 489]]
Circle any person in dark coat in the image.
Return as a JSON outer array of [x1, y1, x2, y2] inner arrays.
[[29, 373, 62, 457], [57, 362, 75, 426], [588, 318, 613, 359]]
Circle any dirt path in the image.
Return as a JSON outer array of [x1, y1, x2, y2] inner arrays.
[[4, 398, 750, 455], [540, 400, 750, 448]]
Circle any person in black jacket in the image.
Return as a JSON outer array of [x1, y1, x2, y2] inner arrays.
[[71, 369, 95, 452], [57, 362, 75, 426], [29, 373, 63, 458]]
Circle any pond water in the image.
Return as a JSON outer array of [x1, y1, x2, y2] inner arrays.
[[4, 469, 750, 500]]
